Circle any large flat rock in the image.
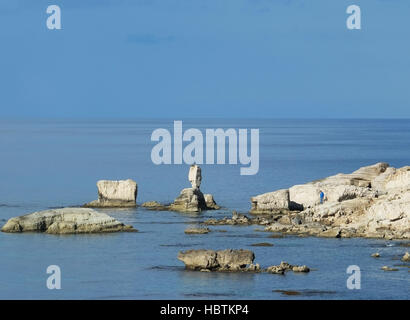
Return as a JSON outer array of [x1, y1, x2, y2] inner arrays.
[[1, 208, 136, 234]]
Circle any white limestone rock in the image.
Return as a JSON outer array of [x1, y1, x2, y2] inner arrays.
[[85, 179, 137, 208], [1, 208, 136, 234], [188, 165, 202, 189], [169, 166, 219, 213], [250, 189, 290, 214]]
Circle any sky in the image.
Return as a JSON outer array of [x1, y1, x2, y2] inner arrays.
[[0, 0, 409, 119]]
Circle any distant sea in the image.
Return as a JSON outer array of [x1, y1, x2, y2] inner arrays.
[[0, 119, 409, 299]]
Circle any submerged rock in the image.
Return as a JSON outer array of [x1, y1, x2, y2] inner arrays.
[[84, 179, 137, 208], [250, 242, 274, 247], [1, 208, 136, 234], [273, 290, 301, 296]]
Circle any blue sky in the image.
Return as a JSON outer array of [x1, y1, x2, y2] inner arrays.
[[0, 0, 409, 118]]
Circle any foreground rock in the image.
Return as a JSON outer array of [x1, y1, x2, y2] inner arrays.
[[250, 163, 410, 239], [177, 249, 259, 272], [1, 208, 136, 234], [146, 165, 220, 213], [177, 249, 310, 275], [84, 179, 137, 208]]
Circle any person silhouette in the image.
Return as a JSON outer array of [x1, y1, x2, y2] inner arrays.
[[319, 191, 325, 204]]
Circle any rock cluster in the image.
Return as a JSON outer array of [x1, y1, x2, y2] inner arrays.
[[170, 165, 220, 212], [84, 179, 138, 208], [177, 249, 310, 275], [144, 165, 220, 213], [250, 163, 410, 239], [266, 261, 310, 275], [1, 208, 136, 234]]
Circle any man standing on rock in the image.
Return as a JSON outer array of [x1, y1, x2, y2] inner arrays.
[[319, 190, 325, 204]]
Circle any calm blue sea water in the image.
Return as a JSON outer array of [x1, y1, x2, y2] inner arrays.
[[0, 119, 409, 299]]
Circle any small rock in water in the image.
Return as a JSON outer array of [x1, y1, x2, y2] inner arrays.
[[381, 266, 399, 271], [250, 242, 274, 247], [402, 252, 410, 262], [266, 261, 310, 274], [141, 201, 168, 210], [268, 234, 284, 238], [266, 265, 286, 275], [184, 227, 211, 234], [371, 253, 380, 258], [292, 265, 310, 273]]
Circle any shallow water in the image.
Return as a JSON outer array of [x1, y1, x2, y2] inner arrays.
[[0, 119, 409, 299]]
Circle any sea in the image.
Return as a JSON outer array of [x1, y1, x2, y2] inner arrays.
[[0, 119, 409, 299]]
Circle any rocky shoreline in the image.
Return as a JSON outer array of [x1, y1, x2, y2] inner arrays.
[[248, 162, 410, 240]]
